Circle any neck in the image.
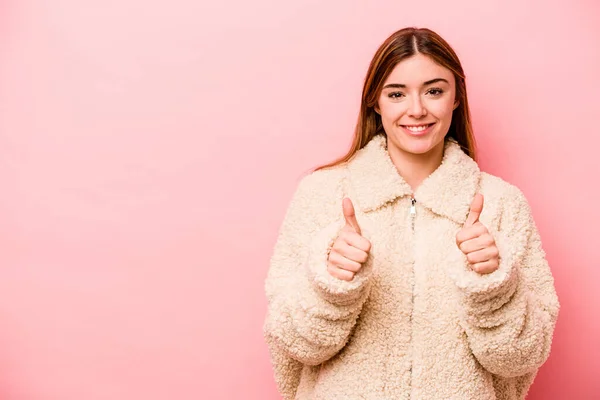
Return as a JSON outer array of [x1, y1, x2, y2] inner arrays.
[[387, 140, 445, 192]]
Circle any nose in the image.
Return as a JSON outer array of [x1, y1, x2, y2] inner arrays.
[[407, 96, 427, 118]]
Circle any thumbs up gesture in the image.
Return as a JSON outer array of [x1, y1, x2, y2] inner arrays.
[[326, 198, 372, 282], [455, 194, 500, 274]]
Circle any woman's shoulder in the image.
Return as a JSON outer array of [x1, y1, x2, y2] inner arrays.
[[296, 164, 348, 194], [290, 164, 348, 211], [479, 171, 531, 213]]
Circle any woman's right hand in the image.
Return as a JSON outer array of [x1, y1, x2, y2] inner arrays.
[[326, 198, 372, 282]]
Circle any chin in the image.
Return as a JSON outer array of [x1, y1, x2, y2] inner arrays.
[[397, 138, 438, 155], [403, 145, 433, 155]]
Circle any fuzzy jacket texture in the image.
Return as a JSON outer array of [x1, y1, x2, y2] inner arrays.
[[263, 134, 559, 400]]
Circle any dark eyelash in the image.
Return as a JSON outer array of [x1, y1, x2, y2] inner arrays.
[[387, 88, 444, 99]]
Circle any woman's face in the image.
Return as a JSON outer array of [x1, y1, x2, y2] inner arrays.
[[376, 53, 459, 158]]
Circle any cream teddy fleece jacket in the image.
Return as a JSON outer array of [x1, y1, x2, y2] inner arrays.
[[263, 134, 559, 400]]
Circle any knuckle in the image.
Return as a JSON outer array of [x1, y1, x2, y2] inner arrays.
[[336, 259, 350, 270], [332, 239, 343, 251], [347, 231, 360, 244], [339, 269, 353, 281], [327, 263, 337, 276], [359, 251, 369, 263], [349, 261, 362, 272], [331, 239, 343, 251], [327, 250, 338, 262], [344, 257, 358, 271], [341, 232, 353, 246], [364, 239, 372, 252], [335, 269, 349, 281]]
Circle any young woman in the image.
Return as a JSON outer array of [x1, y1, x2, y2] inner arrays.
[[263, 27, 559, 400]]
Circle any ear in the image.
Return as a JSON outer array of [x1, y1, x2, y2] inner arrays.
[[374, 104, 380, 114], [453, 100, 460, 110]]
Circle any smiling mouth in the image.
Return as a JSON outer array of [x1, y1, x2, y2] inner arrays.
[[400, 123, 435, 132]]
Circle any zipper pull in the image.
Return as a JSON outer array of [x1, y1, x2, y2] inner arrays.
[[410, 197, 416, 215]]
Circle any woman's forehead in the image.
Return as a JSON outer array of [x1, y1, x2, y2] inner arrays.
[[384, 55, 454, 86]]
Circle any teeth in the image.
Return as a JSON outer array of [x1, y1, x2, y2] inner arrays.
[[405, 124, 430, 132]]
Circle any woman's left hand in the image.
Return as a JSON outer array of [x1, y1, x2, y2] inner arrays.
[[455, 194, 499, 274]]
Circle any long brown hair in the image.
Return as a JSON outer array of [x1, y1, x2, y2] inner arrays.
[[315, 27, 477, 171]]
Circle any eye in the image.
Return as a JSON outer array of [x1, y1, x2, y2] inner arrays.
[[388, 92, 404, 99], [427, 88, 444, 96]]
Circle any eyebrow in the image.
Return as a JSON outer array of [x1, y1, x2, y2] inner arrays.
[[382, 78, 449, 89]]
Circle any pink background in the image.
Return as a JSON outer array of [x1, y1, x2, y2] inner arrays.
[[0, 0, 598, 399]]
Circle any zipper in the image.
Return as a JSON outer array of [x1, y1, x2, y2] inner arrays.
[[409, 195, 416, 398], [410, 196, 416, 230]]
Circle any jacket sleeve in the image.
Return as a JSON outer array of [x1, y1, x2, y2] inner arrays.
[[263, 174, 374, 370], [448, 186, 560, 378]]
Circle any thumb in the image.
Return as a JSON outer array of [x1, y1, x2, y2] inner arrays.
[[342, 197, 362, 235], [465, 193, 484, 226]]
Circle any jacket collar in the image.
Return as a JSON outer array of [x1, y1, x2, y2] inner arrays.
[[347, 134, 480, 225]]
